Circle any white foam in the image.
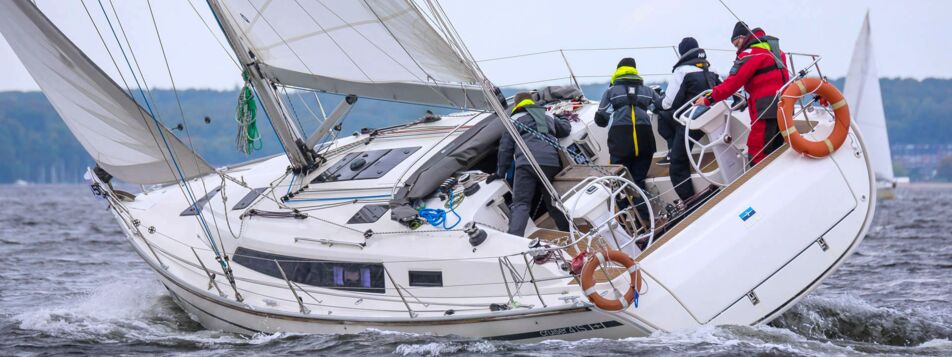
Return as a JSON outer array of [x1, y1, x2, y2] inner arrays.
[[918, 338, 951, 348], [393, 341, 497, 356], [14, 277, 290, 346]]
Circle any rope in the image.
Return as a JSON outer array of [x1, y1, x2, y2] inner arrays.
[[236, 70, 261, 154], [417, 190, 462, 230]]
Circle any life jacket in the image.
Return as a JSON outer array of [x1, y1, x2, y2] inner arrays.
[[741, 30, 788, 82], [511, 99, 550, 135]]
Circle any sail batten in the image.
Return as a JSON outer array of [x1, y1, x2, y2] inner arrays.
[[844, 12, 894, 182], [0, 0, 215, 185], [213, 0, 489, 108]]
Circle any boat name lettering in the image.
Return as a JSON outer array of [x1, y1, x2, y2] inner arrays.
[[539, 322, 608, 337]]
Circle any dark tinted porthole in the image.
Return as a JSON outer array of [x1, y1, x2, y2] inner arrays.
[[409, 271, 443, 287]]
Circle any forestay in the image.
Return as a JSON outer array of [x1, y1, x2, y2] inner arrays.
[[213, 0, 490, 108], [844, 12, 893, 182], [0, 0, 215, 185]]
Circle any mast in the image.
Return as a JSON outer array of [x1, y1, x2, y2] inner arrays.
[[206, 0, 313, 170]]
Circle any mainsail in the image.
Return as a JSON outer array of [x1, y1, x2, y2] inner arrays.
[[0, 0, 214, 185], [210, 0, 489, 108], [844, 12, 893, 182]]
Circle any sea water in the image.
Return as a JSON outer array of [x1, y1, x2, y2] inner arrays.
[[1, 185, 949, 356]]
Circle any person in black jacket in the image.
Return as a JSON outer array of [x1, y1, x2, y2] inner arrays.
[[661, 38, 721, 202], [496, 92, 572, 236], [595, 58, 661, 221]]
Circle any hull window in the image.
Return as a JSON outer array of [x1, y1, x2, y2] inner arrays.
[[232, 247, 385, 293], [408, 271, 443, 287]]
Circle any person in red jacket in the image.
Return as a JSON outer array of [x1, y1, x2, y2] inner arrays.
[[696, 22, 789, 164]]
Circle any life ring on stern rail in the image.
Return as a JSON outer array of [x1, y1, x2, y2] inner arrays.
[[580, 250, 643, 311], [777, 77, 851, 158]]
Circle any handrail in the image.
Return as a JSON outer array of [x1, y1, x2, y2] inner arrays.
[[480, 46, 823, 90]]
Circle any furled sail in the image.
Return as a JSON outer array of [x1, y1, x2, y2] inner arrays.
[[844, 12, 893, 182], [0, 0, 214, 185], [212, 0, 489, 108]]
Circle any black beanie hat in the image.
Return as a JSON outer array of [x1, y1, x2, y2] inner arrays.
[[678, 37, 699, 56], [732, 21, 750, 40], [513, 91, 533, 104], [617, 57, 636, 68]]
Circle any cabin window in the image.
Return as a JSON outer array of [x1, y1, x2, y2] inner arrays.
[[408, 271, 443, 287], [232, 247, 385, 293]]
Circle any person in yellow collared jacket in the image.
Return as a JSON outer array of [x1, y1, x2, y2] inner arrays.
[[594, 57, 662, 221]]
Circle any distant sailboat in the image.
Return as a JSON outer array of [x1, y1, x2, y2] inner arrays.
[[844, 11, 897, 199]]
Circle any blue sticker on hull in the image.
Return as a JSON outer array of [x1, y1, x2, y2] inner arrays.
[[739, 207, 756, 221]]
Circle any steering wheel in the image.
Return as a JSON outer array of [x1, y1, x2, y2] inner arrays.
[[674, 92, 748, 187], [561, 175, 655, 251]]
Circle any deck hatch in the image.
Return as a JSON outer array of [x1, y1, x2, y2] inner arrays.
[[231, 187, 267, 210], [347, 204, 389, 224], [312, 146, 420, 183], [179, 186, 222, 216], [232, 247, 385, 293]]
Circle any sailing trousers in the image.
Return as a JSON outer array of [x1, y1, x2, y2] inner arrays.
[[669, 123, 705, 201], [508, 165, 569, 236], [610, 125, 657, 222]]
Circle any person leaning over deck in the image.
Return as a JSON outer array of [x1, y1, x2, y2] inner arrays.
[[494, 92, 571, 236], [595, 57, 662, 222], [662, 37, 722, 202], [695, 21, 788, 165]]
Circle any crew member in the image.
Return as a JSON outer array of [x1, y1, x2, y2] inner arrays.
[[696, 22, 788, 164], [662, 37, 721, 202], [496, 92, 572, 236], [595, 58, 661, 221]]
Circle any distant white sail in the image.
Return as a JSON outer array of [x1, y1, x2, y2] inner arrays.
[[0, 0, 214, 185], [212, 0, 489, 108], [844, 12, 894, 182]]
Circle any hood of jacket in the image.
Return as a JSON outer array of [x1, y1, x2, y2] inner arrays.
[[672, 48, 711, 72], [611, 66, 643, 85], [738, 28, 769, 54]]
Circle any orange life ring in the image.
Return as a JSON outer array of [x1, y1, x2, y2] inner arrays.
[[777, 77, 851, 158], [579, 250, 642, 311]]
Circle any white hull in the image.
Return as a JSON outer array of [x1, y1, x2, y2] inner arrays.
[[97, 101, 875, 341]]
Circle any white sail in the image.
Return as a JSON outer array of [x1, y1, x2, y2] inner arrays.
[[211, 0, 489, 108], [844, 11, 894, 182], [0, 0, 214, 185]]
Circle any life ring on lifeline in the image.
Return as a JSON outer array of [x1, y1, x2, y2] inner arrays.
[[777, 77, 851, 158], [580, 250, 643, 311]]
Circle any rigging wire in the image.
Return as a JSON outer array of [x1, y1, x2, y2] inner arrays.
[[94, 0, 224, 266], [79, 0, 134, 99], [185, 0, 241, 69], [145, 0, 228, 257]]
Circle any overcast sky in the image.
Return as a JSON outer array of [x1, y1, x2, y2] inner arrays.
[[1, 0, 948, 91]]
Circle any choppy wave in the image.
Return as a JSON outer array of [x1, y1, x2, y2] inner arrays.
[[2, 184, 951, 355], [771, 294, 952, 347]]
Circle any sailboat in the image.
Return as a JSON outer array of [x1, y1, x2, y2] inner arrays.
[[844, 11, 897, 200], [0, 0, 877, 342]]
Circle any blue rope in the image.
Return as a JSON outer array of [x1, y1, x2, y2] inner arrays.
[[286, 174, 296, 196], [418, 190, 461, 230]]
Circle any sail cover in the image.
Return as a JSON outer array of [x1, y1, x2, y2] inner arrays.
[[0, 0, 214, 185], [844, 12, 893, 182], [213, 0, 489, 108]]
